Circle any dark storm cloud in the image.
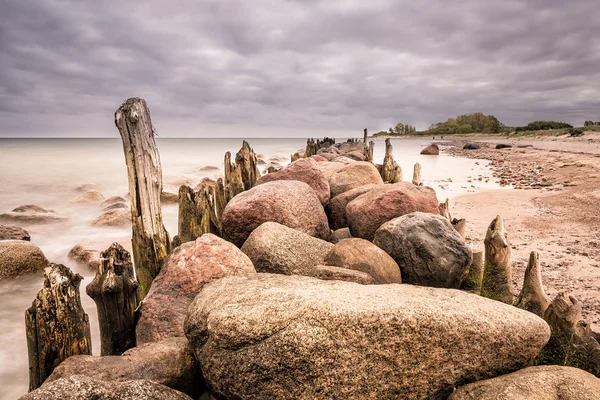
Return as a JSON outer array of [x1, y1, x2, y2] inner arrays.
[[0, 0, 599, 137]]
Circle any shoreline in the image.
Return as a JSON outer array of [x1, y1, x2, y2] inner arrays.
[[445, 135, 600, 331]]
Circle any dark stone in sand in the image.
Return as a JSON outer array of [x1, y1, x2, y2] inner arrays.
[[420, 144, 440, 155], [463, 143, 481, 150], [495, 144, 512, 149]]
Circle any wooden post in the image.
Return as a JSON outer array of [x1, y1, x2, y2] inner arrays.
[[363, 128, 367, 143], [115, 98, 171, 300], [452, 218, 467, 239], [460, 250, 484, 294], [224, 151, 244, 201], [176, 185, 202, 244], [537, 292, 600, 376], [381, 139, 402, 183], [86, 243, 139, 356], [412, 162, 422, 186], [439, 198, 451, 220], [481, 215, 513, 304], [514, 251, 551, 317], [366, 141, 374, 162], [235, 140, 259, 191], [26, 264, 91, 391]]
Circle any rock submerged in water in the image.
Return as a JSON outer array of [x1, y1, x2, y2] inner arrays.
[[420, 143, 440, 155], [68, 244, 101, 270], [185, 274, 550, 400], [449, 365, 600, 400], [0, 205, 67, 224], [0, 224, 30, 241], [19, 375, 192, 400], [44, 337, 202, 399], [373, 212, 472, 288], [92, 209, 130, 227], [241, 222, 333, 277], [0, 240, 49, 281], [256, 158, 330, 206], [221, 180, 330, 247], [70, 190, 105, 204], [324, 238, 401, 284], [136, 234, 255, 344], [345, 182, 439, 241]]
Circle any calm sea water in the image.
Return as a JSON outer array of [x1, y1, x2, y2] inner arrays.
[[0, 137, 500, 399]]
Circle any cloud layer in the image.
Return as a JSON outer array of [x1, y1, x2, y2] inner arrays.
[[1, 0, 599, 137]]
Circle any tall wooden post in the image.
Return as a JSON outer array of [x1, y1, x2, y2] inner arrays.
[[115, 98, 171, 299], [363, 128, 367, 143], [514, 251, 551, 317], [86, 243, 139, 356], [235, 140, 259, 190], [26, 264, 91, 391], [460, 250, 484, 294], [381, 139, 402, 183], [481, 215, 513, 304], [176, 185, 202, 244]]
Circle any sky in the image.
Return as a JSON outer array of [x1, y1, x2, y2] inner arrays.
[[1, 0, 599, 138]]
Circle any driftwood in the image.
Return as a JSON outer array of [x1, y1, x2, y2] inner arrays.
[[115, 98, 171, 299], [481, 215, 513, 304], [412, 162, 422, 186], [86, 243, 139, 356], [537, 292, 600, 376], [514, 251, 551, 317], [460, 250, 484, 295], [381, 139, 402, 183], [26, 264, 92, 391]]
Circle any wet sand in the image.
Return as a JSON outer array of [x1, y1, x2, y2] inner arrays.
[[440, 132, 600, 332]]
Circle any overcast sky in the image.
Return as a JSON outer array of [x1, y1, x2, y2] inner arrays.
[[1, 0, 599, 137]]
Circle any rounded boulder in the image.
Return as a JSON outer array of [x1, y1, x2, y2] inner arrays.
[[373, 212, 472, 288], [0, 240, 49, 281], [329, 162, 383, 198], [222, 180, 330, 248]]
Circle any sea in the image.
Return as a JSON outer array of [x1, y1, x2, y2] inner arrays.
[[0, 137, 501, 399]]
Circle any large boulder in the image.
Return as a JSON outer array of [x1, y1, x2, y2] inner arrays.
[[20, 375, 192, 400], [185, 274, 550, 400], [0, 240, 49, 281], [317, 161, 346, 180], [68, 244, 100, 271], [328, 184, 379, 230], [0, 205, 66, 224], [45, 337, 202, 398], [374, 212, 472, 288], [329, 162, 383, 198], [420, 143, 439, 155], [449, 365, 600, 400], [241, 222, 333, 277], [256, 158, 330, 206], [324, 238, 401, 284], [346, 182, 439, 241], [221, 180, 330, 247], [0, 224, 30, 241], [337, 141, 366, 154], [311, 264, 375, 284], [136, 234, 255, 344]]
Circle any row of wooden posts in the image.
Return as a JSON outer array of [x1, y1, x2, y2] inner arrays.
[[24, 98, 599, 391]]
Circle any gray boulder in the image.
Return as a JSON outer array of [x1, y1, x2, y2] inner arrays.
[[0, 240, 49, 281], [0, 224, 30, 241], [222, 180, 330, 248], [45, 337, 202, 398], [449, 365, 600, 400], [373, 212, 472, 288], [329, 162, 383, 198], [20, 375, 191, 400], [185, 274, 550, 400], [241, 222, 333, 277], [324, 238, 401, 284]]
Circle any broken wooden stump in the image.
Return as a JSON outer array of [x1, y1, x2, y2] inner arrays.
[[514, 251, 551, 317], [481, 215, 513, 304], [452, 218, 466, 239], [115, 97, 171, 299], [26, 263, 92, 391], [537, 292, 600, 376], [381, 139, 402, 183], [460, 250, 484, 295], [366, 141, 374, 162], [224, 151, 245, 201], [235, 140, 259, 190], [86, 243, 139, 356], [412, 162, 422, 186], [439, 198, 451, 220], [176, 185, 202, 244], [305, 139, 318, 157], [363, 128, 367, 143]]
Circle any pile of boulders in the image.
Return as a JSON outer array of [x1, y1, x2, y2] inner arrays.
[[15, 139, 600, 399]]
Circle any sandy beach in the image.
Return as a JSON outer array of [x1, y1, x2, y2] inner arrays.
[[432, 133, 600, 331]]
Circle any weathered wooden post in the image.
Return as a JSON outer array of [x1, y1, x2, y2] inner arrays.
[[363, 128, 367, 143], [460, 250, 484, 294], [176, 185, 202, 244], [481, 215, 513, 304], [412, 162, 422, 186], [86, 243, 139, 356], [115, 97, 171, 299], [26, 264, 92, 391], [439, 198, 451, 220], [235, 140, 259, 190], [224, 151, 245, 201], [537, 292, 600, 376], [514, 251, 551, 317], [452, 218, 467, 238], [366, 141, 374, 162], [381, 139, 402, 183]]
